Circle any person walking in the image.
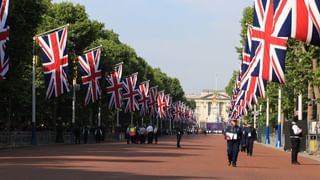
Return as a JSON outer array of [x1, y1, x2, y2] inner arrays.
[[154, 125, 159, 144], [176, 126, 183, 148], [245, 124, 257, 156], [83, 126, 89, 144], [126, 125, 130, 144], [95, 126, 102, 143], [146, 124, 154, 144], [225, 119, 242, 167], [240, 124, 247, 152], [140, 125, 146, 144], [290, 115, 303, 165]]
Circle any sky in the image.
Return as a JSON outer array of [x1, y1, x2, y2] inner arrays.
[[53, 0, 253, 94]]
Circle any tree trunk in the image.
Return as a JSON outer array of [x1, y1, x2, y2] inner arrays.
[[312, 58, 320, 120], [307, 81, 314, 121]]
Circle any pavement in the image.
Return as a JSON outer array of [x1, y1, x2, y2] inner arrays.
[[0, 135, 320, 180]]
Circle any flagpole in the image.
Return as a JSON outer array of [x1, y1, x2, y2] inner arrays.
[[98, 101, 101, 127], [35, 24, 69, 37], [83, 45, 102, 54], [276, 87, 282, 148], [131, 112, 133, 126], [72, 56, 77, 125], [253, 105, 257, 129], [266, 97, 270, 144], [298, 93, 303, 120], [116, 109, 120, 127], [31, 38, 37, 145]]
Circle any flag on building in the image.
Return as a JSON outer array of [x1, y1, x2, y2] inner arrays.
[[78, 47, 102, 105], [0, 0, 10, 80], [36, 26, 70, 98]]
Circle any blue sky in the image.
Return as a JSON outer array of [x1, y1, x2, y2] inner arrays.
[[53, 0, 253, 94]]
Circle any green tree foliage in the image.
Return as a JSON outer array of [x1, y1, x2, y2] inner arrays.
[[0, 1, 193, 131]]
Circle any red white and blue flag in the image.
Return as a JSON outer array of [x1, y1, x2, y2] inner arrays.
[[157, 90, 166, 119], [138, 80, 150, 116], [106, 63, 123, 109], [0, 0, 9, 80], [149, 86, 158, 118], [173, 101, 181, 122], [78, 47, 102, 105], [164, 94, 172, 119], [36, 26, 70, 98], [250, 0, 288, 83], [122, 73, 140, 113], [273, 0, 320, 45]]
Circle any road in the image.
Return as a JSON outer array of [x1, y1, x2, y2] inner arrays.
[[0, 135, 319, 180]]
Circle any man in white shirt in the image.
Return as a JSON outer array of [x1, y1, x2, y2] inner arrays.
[[290, 116, 303, 165], [146, 124, 154, 144]]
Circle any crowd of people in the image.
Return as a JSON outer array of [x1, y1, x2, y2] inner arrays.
[[225, 116, 303, 167], [126, 124, 160, 144], [224, 120, 257, 167]]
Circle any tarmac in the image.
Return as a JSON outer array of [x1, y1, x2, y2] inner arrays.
[[0, 134, 319, 180]]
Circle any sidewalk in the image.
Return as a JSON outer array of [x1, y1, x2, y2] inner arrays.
[[1, 135, 320, 180], [257, 141, 320, 162]]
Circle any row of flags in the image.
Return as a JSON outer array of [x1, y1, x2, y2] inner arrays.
[[35, 25, 196, 123], [0, 0, 196, 124], [229, 0, 320, 120]]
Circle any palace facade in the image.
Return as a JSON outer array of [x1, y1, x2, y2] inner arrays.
[[186, 90, 231, 129]]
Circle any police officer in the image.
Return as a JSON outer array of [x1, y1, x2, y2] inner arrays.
[[240, 124, 247, 152], [225, 119, 242, 167], [245, 124, 257, 156], [290, 115, 303, 165], [176, 126, 183, 148]]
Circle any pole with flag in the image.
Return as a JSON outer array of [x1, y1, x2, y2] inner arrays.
[[266, 97, 270, 144], [33, 24, 70, 145], [31, 38, 37, 145], [276, 87, 282, 148]]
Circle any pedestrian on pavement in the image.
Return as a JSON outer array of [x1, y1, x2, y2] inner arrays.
[[139, 125, 146, 144], [146, 124, 154, 144], [245, 124, 257, 156], [129, 125, 137, 144], [74, 125, 81, 144], [126, 125, 131, 144], [94, 126, 103, 143], [240, 124, 247, 152], [176, 126, 183, 148], [224, 119, 242, 167], [154, 125, 159, 144], [83, 126, 89, 144], [290, 115, 303, 165]]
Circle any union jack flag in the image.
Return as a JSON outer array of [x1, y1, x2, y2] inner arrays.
[[250, 0, 288, 83], [157, 90, 166, 119], [164, 94, 172, 119], [36, 26, 70, 98], [138, 80, 150, 116], [273, 0, 320, 45], [122, 73, 140, 113], [106, 63, 123, 109], [0, 0, 9, 80], [172, 101, 181, 122], [149, 86, 158, 118], [78, 47, 102, 105]]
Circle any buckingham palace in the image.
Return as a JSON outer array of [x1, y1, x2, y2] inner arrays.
[[186, 90, 231, 129]]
